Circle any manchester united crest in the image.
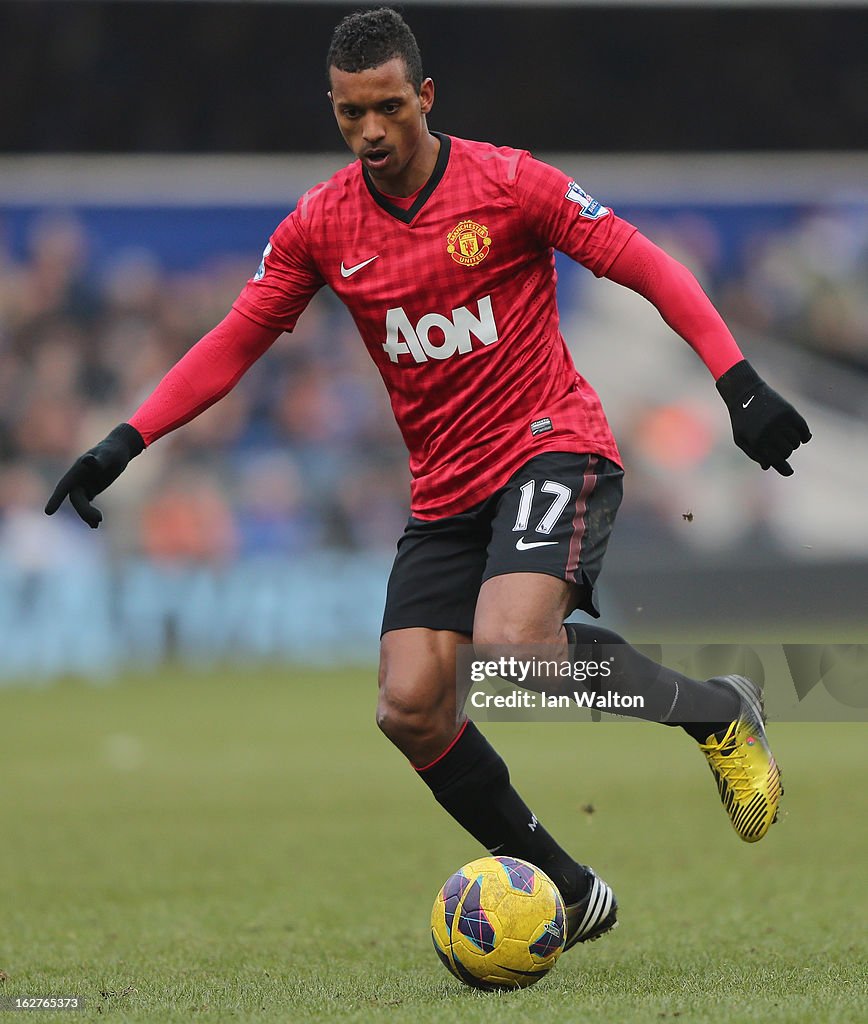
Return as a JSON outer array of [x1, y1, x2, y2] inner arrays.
[[447, 219, 492, 267]]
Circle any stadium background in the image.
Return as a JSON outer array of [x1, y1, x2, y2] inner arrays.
[[1, 0, 865, 679]]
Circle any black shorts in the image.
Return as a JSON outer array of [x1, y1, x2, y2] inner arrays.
[[381, 451, 623, 637]]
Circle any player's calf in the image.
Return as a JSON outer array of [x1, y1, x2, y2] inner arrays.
[[564, 623, 742, 732]]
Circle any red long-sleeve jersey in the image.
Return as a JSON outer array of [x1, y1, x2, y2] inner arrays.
[[131, 135, 742, 517]]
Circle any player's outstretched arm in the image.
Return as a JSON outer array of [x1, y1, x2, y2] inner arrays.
[[604, 231, 811, 475], [45, 308, 281, 527]]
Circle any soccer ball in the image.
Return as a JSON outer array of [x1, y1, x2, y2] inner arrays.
[[430, 855, 566, 990]]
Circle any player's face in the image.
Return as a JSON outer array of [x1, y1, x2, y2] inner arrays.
[[328, 57, 436, 195]]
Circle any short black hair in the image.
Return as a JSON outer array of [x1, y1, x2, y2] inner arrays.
[[327, 7, 424, 92]]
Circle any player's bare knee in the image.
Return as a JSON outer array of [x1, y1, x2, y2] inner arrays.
[[376, 685, 442, 738], [375, 682, 453, 756], [377, 629, 460, 759]]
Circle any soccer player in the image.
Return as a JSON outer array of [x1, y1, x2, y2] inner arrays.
[[46, 8, 810, 948]]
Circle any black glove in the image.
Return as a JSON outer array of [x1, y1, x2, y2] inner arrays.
[[44, 423, 145, 528], [716, 360, 811, 476]]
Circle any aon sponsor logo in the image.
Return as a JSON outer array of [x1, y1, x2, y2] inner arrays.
[[383, 295, 498, 363]]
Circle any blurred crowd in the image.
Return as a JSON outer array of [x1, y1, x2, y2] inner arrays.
[[720, 206, 868, 374], [0, 211, 410, 568], [1, 203, 866, 570]]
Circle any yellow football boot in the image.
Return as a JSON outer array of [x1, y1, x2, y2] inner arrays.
[[698, 675, 783, 842]]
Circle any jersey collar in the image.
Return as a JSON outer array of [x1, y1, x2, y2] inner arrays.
[[362, 132, 451, 224]]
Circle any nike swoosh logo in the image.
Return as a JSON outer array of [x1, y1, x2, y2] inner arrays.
[[742, 396, 755, 408], [340, 255, 379, 278], [515, 537, 558, 551]]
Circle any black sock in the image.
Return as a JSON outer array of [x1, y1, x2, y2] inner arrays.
[[564, 624, 739, 741], [416, 720, 588, 903]]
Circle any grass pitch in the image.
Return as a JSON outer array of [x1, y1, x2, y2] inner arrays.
[[0, 667, 865, 1023]]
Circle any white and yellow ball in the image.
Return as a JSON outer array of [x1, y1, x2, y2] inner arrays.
[[431, 855, 566, 990]]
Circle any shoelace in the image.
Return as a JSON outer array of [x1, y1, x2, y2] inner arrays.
[[703, 727, 758, 799]]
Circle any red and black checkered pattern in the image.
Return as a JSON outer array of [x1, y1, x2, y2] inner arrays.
[[234, 134, 635, 518]]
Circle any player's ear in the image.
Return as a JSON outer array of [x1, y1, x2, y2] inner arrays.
[[419, 78, 434, 115]]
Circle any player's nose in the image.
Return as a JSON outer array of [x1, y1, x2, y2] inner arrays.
[[361, 115, 387, 143]]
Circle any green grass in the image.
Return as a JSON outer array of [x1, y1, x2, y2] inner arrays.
[[1, 667, 865, 1022]]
